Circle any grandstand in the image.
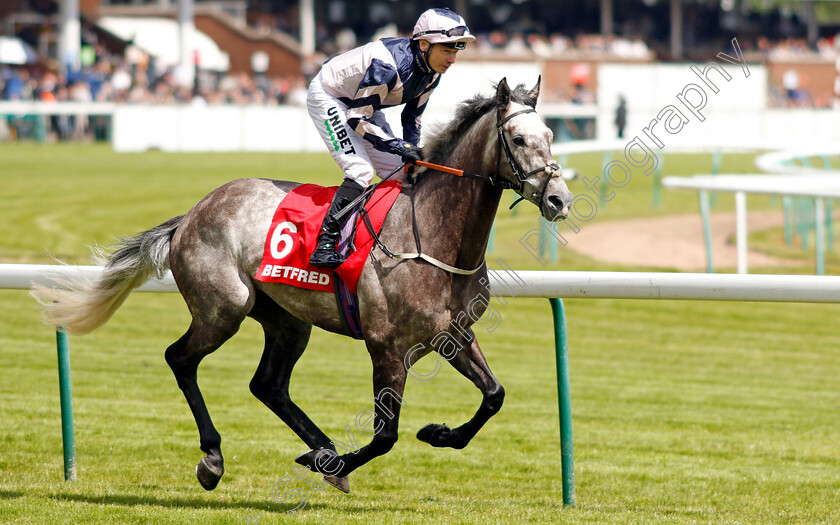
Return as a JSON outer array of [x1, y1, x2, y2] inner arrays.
[[1, 0, 839, 144]]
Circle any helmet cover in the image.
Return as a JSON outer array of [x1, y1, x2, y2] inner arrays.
[[412, 8, 475, 50]]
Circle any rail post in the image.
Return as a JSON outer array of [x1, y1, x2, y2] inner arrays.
[[699, 190, 715, 273], [56, 329, 77, 481], [550, 298, 575, 506]]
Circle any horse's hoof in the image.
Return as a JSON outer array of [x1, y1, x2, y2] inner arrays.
[[196, 456, 224, 491], [294, 449, 320, 469], [416, 423, 451, 446], [324, 475, 350, 493], [295, 448, 344, 476]]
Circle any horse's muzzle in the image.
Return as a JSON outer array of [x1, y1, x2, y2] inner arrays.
[[542, 176, 573, 221]]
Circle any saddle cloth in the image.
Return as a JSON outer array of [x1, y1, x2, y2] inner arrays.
[[255, 180, 402, 294]]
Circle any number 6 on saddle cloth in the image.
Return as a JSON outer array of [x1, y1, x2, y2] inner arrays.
[[255, 180, 403, 339]]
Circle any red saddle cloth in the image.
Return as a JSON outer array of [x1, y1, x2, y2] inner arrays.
[[255, 180, 402, 293]]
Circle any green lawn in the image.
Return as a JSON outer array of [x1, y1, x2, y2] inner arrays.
[[1, 143, 839, 524]]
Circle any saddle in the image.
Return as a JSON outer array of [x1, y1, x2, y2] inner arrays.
[[255, 181, 402, 338]]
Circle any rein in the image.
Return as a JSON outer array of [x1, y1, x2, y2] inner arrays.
[[359, 179, 485, 275], [361, 194, 486, 276], [354, 105, 558, 276]]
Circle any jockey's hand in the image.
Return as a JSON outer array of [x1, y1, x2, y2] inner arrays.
[[399, 142, 424, 164]]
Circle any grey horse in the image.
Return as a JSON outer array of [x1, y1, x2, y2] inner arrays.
[[33, 78, 573, 493]]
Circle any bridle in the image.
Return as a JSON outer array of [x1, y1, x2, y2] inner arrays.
[[345, 102, 562, 275], [494, 105, 561, 208], [339, 102, 561, 222]]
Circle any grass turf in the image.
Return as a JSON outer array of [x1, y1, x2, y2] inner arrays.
[[1, 143, 839, 524]]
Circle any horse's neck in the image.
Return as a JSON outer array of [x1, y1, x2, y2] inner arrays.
[[413, 117, 501, 269]]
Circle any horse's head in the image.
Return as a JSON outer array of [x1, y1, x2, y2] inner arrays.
[[494, 77, 573, 221]]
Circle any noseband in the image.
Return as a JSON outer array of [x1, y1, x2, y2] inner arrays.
[[495, 106, 560, 207]]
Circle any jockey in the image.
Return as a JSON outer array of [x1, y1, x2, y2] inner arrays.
[[307, 7, 475, 268]]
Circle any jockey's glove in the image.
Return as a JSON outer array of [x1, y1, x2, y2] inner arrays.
[[398, 142, 424, 164]]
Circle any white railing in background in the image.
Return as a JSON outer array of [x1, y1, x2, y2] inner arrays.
[[0, 101, 118, 116], [5, 264, 840, 302], [3, 100, 839, 153], [0, 100, 598, 153], [754, 147, 840, 174]]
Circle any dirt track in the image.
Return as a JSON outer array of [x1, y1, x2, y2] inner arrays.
[[565, 210, 801, 271]]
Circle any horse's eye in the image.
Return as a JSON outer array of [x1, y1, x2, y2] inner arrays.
[[512, 135, 526, 146]]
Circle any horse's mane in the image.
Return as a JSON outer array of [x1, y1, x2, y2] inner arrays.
[[424, 82, 537, 164]]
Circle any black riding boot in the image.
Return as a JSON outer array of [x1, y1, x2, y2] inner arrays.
[[309, 178, 365, 268]]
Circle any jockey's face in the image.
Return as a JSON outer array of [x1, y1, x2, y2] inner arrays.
[[420, 41, 459, 74]]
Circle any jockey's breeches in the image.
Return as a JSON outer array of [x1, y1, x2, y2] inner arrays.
[[307, 72, 402, 188]]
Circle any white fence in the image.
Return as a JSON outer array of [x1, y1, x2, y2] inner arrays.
[[3, 59, 840, 153], [5, 264, 840, 302], [0, 100, 595, 153]]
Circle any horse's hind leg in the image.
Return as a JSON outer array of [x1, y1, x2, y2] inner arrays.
[[166, 204, 265, 490], [165, 317, 243, 490], [165, 255, 253, 490], [417, 332, 504, 449], [247, 291, 347, 489]]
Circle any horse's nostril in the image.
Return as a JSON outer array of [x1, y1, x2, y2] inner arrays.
[[547, 194, 565, 211]]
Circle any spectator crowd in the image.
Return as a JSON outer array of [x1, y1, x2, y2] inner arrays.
[[1, 51, 309, 107], [1, 23, 838, 142]]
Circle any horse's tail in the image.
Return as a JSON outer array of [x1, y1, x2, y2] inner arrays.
[[31, 215, 184, 335]]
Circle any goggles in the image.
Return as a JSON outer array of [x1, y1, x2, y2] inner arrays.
[[414, 26, 470, 38]]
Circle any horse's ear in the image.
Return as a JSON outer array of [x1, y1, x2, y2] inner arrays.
[[495, 78, 511, 108], [527, 76, 541, 106]]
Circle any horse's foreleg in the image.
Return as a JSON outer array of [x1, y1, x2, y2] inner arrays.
[[417, 333, 504, 449], [296, 353, 406, 479], [165, 323, 240, 490]]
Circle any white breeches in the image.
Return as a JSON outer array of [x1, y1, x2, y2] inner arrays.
[[306, 72, 403, 188]]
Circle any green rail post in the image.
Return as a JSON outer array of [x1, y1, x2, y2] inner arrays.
[[816, 198, 826, 276], [557, 153, 568, 168], [783, 197, 792, 246], [709, 148, 721, 207], [800, 198, 811, 251], [549, 298, 575, 507], [550, 230, 559, 263], [699, 191, 715, 273], [56, 329, 77, 482], [538, 218, 560, 264]]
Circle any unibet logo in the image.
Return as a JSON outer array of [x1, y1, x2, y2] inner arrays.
[[325, 107, 356, 155]]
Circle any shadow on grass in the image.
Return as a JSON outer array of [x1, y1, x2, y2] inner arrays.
[[49, 491, 410, 514], [0, 489, 25, 499]]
